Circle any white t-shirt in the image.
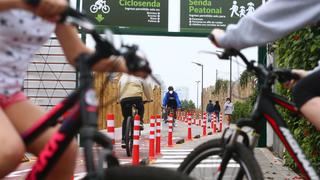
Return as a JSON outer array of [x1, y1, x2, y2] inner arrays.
[[224, 102, 234, 115], [0, 9, 55, 95]]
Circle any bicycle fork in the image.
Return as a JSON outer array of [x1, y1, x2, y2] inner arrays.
[[215, 128, 242, 180]]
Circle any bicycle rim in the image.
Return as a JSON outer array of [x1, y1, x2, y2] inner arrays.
[[125, 116, 133, 156], [178, 139, 263, 180]]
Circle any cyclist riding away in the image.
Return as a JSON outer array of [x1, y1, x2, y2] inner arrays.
[[0, 0, 150, 179], [210, 0, 320, 130], [162, 86, 181, 126], [119, 73, 152, 147]]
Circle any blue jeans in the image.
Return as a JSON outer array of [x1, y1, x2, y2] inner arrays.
[[215, 112, 220, 124], [207, 112, 213, 123]]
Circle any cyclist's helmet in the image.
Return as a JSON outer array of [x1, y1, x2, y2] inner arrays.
[[168, 86, 174, 91]]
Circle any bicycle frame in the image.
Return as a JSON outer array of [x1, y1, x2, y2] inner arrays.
[[248, 89, 319, 180], [21, 56, 114, 180], [210, 48, 319, 180], [228, 76, 318, 179]]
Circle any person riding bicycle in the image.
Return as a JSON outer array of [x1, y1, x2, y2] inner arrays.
[[210, 0, 320, 130], [162, 86, 181, 126], [119, 73, 152, 147], [0, 0, 150, 179]]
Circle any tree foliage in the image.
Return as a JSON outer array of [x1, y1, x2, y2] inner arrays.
[[239, 70, 255, 87], [181, 99, 196, 111], [213, 79, 229, 94]]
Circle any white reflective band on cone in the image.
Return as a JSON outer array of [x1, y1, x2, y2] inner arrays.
[[107, 121, 114, 127], [107, 132, 114, 136], [134, 120, 140, 126]]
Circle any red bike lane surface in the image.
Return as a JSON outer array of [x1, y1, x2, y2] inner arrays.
[[4, 120, 213, 179]]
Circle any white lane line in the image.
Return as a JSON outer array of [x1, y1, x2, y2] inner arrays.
[[161, 152, 191, 155], [161, 155, 187, 159], [155, 159, 237, 163], [161, 149, 193, 152], [152, 164, 240, 168]]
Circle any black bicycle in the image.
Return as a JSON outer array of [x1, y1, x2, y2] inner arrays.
[[178, 48, 320, 180], [18, 3, 193, 180], [124, 100, 152, 156], [162, 107, 177, 124]]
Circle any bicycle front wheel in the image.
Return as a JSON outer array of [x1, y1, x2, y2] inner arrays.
[[102, 166, 194, 180], [178, 138, 263, 180], [125, 116, 133, 156]]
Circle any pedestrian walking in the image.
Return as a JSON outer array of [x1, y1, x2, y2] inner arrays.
[[206, 100, 215, 127], [214, 101, 221, 131], [224, 98, 234, 128]]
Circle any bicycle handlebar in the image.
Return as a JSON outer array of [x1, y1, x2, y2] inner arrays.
[[37, 7, 153, 79], [208, 35, 300, 84], [143, 100, 153, 104]]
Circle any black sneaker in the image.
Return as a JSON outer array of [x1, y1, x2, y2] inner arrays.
[[140, 122, 144, 130], [121, 139, 126, 149]]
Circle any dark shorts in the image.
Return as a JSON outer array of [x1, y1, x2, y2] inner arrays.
[[292, 69, 320, 108]]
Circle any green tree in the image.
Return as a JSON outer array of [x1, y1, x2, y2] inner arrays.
[[181, 99, 196, 111]]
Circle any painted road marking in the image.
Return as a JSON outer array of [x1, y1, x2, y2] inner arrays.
[[152, 149, 239, 169]]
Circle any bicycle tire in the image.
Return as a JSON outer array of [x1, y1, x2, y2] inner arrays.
[[178, 138, 263, 180], [125, 116, 133, 157], [102, 166, 194, 180]]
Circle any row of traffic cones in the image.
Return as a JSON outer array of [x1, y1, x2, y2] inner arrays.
[[106, 113, 163, 165], [177, 112, 223, 138]]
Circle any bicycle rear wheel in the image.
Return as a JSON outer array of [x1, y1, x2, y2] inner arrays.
[[178, 138, 263, 180], [102, 166, 194, 180], [125, 116, 133, 156]]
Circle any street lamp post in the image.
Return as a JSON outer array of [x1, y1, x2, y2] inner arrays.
[[192, 62, 204, 122], [195, 80, 200, 109], [229, 56, 232, 100]]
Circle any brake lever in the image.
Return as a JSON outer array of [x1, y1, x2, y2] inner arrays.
[[150, 74, 162, 86], [275, 69, 300, 83], [60, 7, 95, 32]]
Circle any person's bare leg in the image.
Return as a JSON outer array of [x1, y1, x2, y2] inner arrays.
[[299, 97, 320, 130], [5, 100, 78, 180], [0, 108, 25, 177], [226, 115, 231, 127]]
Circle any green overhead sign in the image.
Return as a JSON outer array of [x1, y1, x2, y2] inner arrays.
[[82, 0, 169, 34], [180, 0, 261, 34], [82, 0, 262, 36]]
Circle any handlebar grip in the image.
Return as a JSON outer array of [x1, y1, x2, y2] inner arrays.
[[24, 0, 40, 6], [208, 34, 215, 43], [276, 69, 300, 83], [60, 7, 86, 23], [123, 48, 152, 75]]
